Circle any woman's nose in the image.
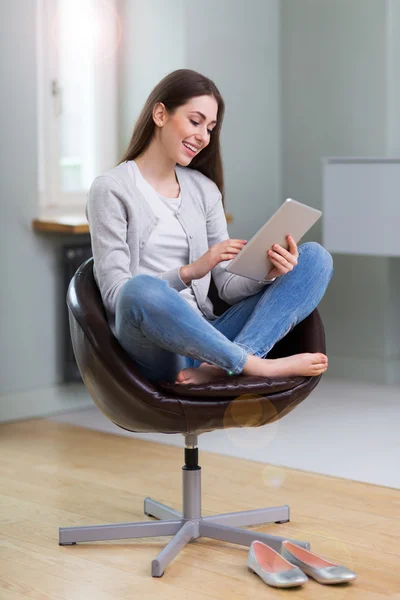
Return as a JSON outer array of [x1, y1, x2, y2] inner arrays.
[[196, 130, 208, 145]]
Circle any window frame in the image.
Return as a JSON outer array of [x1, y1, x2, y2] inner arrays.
[[36, 0, 119, 214]]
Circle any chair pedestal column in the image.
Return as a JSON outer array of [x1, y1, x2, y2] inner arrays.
[[182, 464, 201, 517], [59, 435, 310, 578]]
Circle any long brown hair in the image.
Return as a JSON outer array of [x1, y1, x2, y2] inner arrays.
[[118, 69, 226, 207]]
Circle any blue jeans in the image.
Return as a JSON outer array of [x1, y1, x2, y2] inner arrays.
[[115, 242, 334, 383]]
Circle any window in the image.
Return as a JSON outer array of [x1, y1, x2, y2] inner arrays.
[[36, 0, 120, 212]]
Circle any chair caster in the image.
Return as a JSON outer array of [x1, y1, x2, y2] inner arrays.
[[59, 542, 77, 545], [275, 519, 290, 524]]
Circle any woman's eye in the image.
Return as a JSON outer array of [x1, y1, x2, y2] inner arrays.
[[190, 119, 213, 135]]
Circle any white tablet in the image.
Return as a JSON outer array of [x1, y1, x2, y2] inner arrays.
[[225, 199, 322, 281]]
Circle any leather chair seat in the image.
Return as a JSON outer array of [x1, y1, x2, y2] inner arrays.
[[67, 259, 325, 436]]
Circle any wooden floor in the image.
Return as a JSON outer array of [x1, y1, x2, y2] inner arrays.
[[0, 419, 399, 599]]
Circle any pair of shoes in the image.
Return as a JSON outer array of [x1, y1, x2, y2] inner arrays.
[[247, 541, 308, 588], [281, 540, 357, 585], [247, 540, 357, 588]]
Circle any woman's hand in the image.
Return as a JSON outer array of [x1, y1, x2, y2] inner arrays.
[[180, 238, 247, 283], [266, 235, 299, 279]]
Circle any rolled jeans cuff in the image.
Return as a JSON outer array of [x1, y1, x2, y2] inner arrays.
[[228, 344, 249, 375]]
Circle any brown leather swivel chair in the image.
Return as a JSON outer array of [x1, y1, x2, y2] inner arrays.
[[59, 258, 326, 577]]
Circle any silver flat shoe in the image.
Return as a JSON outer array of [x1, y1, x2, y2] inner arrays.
[[281, 540, 357, 585], [247, 540, 308, 588]]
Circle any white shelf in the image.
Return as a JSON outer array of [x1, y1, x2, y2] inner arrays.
[[322, 157, 400, 256]]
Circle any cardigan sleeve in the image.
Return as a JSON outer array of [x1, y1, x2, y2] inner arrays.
[[86, 175, 188, 318], [86, 176, 133, 317]]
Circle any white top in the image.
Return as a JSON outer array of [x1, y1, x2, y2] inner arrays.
[[132, 160, 204, 317], [86, 160, 272, 336]]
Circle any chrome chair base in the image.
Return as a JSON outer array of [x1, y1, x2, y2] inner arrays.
[[59, 436, 310, 577], [59, 498, 310, 577]]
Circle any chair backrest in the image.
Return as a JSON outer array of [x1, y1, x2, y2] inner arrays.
[[67, 258, 326, 435]]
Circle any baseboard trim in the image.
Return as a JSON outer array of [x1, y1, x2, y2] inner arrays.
[[0, 383, 93, 424], [2, 356, 399, 424]]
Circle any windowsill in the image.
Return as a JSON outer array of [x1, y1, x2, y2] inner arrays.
[[32, 210, 233, 235], [32, 214, 89, 235]]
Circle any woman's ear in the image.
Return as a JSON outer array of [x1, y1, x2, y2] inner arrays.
[[153, 102, 166, 126]]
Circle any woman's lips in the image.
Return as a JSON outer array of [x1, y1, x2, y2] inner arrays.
[[182, 142, 197, 155]]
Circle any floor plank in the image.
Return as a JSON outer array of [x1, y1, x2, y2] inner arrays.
[[0, 419, 399, 599]]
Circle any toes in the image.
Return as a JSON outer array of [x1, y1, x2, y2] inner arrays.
[[313, 365, 328, 374], [175, 376, 191, 384], [175, 369, 190, 383], [313, 354, 327, 364], [312, 362, 327, 370]]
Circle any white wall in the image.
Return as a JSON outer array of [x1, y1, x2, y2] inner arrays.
[[387, 0, 400, 155], [118, 0, 282, 241], [386, 0, 400, 378], [117, 0, 186, 155], [0, 0, 282, 422], [0, 1, 92, 421], [185, 0, 282, 239], [2, 0, 399, 424], [281, 0, 400, 384]]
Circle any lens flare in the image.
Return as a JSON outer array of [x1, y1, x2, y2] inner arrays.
[[50, 0, 122, 65], [222, 394, 281, 451]]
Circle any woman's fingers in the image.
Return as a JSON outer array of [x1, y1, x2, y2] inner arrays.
[[226, 241, 247, 255], [269, 236, 299, 262], [222, 255, 238, 260], [268, 250, 287, 264], [216, 240, 247, 262], [287, 235, 299, 255], [268, 251, 294, 271], [268, 236, 299, 271], [273, 246, 298, 263], [230, 239, 247, 248]]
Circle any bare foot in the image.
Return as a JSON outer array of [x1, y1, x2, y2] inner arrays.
[[175, 354, 328, 385], [175, 362, 227, 385], [242, 353, 328, 379]]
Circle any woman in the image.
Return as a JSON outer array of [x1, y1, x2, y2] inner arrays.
[[86, 69, 333, 385]]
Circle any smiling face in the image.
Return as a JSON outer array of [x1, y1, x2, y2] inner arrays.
[[153, 95, 219, 165]]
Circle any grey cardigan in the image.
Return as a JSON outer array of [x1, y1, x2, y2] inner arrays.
[[86, 160, 272, 336]]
